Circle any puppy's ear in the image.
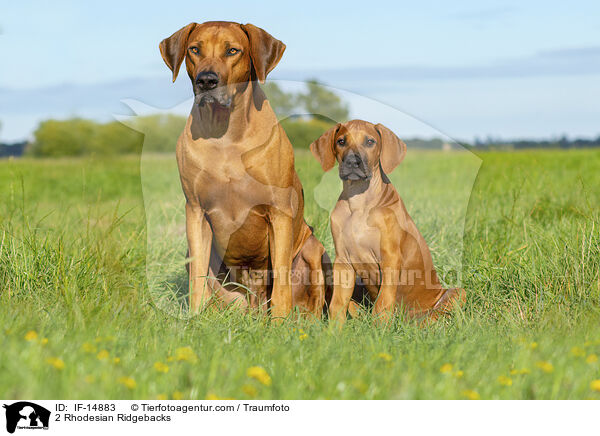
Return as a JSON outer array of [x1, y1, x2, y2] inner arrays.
[[159, 23, 197, 82], [241, 23, 286, 84], [375, 123, 407, 174], [310, 124, 341, 172]]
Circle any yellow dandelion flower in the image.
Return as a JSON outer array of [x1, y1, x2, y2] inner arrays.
[[46, 357, 65, 370], [590, 380, 600, 392], [299, 333, 308, 341], [519, 368, 531, 375], [352, 380, 368, 394], [96, 350, 109, 360], [377, 353, 393, 362], [174, 346, 197, 362], [247, 366, 272, 386], [154, 362, 169, 373], [204, 392, 234, 400], [166, 355, 175, 362], [536, 361, 554, 373], [113, 357, 121, 364], [40, 338, 48, 345], [82, 342, 97, 353], [529, 342, 538, 350], [242, 384, 258, 397], [454, 370, 464, 378], [498, 376, 513, 386], [571, 347, 585, 357], [156, 394, 168, 400], [24, 330, 38, 341], [172, 391, 184, 400], [118, 377, 136, 389], [84, 375, 95, 384], [586, 354, 598, 364], [440, 363, 453, 374], [510, 369, 518, 375], [462, 390, 480, 400]]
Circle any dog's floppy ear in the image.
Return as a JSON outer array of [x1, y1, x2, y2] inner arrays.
[[375, 123, 407, 174], [159, 23, 197, 82], [241, 23, 286, 84], [310, 124, 341, 172]]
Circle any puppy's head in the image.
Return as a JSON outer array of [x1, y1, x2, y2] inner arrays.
[[159, 21, 285, 108], [310, 120, 407, 181]]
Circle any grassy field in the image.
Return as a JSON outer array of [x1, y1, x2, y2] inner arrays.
[[1, 148, 599, 399]]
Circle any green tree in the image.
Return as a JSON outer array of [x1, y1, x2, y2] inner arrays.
[[262, 82, 297, 118], [91, 121, 141, 155], [297, 79, 349, 122], [131, 114, 186, 152], [29, 119, 97, 157]]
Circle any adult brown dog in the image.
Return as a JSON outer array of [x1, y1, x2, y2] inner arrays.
[[159, 21, 328, 319], [310, 120, 465, 325]]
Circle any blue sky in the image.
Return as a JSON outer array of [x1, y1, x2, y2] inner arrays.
[[1, 0, 599, 141]]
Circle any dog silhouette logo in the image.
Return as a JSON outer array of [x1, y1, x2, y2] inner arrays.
[[2, 402, 50, 434]]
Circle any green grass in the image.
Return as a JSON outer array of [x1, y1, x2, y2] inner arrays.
[[1, 149, 599, 399]]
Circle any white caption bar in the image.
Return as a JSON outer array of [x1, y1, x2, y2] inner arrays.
[[0, 400, 597, 435]]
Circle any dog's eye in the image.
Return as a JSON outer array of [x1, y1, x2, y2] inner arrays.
[[366, 138, 375, 147], [227, 48, 240, 56], [336, 138, 346, 146], [189, 47, 200, 55]]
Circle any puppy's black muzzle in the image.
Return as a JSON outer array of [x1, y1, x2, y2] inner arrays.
[[339, 152, 371, 181]]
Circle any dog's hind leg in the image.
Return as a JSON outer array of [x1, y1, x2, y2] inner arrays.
[[291, 233, 327, 319]]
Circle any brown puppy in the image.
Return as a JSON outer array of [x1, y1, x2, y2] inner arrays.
[[159, 21, 327, 319], [310, 120, 465, 325]]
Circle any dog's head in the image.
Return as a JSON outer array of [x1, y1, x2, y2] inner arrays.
[[310, 120, 407, 181], [159, 21, 285, 108]]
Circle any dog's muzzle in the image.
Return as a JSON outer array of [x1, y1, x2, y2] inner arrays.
[[339, 153, 371, 181], [194, 72, 232, 108], [194, 90, 232, 108]]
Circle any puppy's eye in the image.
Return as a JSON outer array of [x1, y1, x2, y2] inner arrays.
[[189, 47, 200, 55], [226, 48, 240, 56], [366, 138, 375, 147], [336, 138, 346, 146]]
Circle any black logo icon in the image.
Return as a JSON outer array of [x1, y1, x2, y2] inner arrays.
[[2, 402, 50, 434]]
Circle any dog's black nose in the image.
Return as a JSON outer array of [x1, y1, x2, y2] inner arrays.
[[343, 153, 363, 169], [196, 71, 219, 90]]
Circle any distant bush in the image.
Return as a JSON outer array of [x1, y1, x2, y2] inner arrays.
[[129, 114, 186, 153], [280, 117, 335, 149], [27, 115, 188, 157], [29, 119, 98, 157], [27, 114, 335, 157]]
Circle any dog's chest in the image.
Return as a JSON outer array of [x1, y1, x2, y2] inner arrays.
[[179, 142, 296, 253], [182, 144, 259, 204], [340, 212, 382, 264]]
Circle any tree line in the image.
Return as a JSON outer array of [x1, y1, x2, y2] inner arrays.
[[25, 80, 349, 157], [472, 136, 600, 150], [7, 78, 600, 157]]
